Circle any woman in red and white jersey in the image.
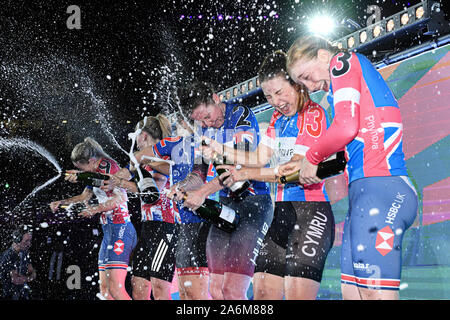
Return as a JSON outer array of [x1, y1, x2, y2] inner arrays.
[[50, 137, 137, 300]]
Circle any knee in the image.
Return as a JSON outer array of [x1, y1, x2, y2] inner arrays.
[[132, 280, 150, 300], [253, 284, 274, 300], [222, 284, 245, 300], [152, 282, 171, 300], [209, 283, 224, 300]]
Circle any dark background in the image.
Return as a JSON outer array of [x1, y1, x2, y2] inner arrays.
[[0, 0, 447, 299]]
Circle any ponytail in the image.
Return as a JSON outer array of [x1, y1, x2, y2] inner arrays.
[[136, 113, 172, 142]]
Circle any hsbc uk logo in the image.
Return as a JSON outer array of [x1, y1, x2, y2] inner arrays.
[[113, 240, 124, 255], [375, 225, 395, 256]]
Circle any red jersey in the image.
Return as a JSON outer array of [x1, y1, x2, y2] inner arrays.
[[88, 158, 130, 225]]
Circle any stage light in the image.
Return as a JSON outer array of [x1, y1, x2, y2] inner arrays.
[[373, 25, 382, 38], [214, 0, 450, 107], [416, 6, 425, 19], [308, 15, 336, 36], [386, 19, 395, 32], [401, 13, 410, 25], [4, 182, 9, 189], [360, 31, 368, 43], [347, 36, 355, 48], [62, 120, 67, 124]]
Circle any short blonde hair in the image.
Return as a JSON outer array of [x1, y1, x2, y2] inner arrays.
[[286, 35, 342, 70], [71, 137, 111, 164]]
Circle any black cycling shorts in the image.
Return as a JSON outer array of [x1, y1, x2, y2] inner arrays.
[[255, 201, 335, 282], [206, 194, 274, 277], [131, 221, 178, 282], [175, 222, 210, 271]]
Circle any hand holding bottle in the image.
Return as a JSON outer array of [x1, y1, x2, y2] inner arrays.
[[64, 170, 81, 183], [50, 200, 66, 212], [167, 184, 186, 202], [216, 164, 248, 188], [100, 174, 121, 192], [199, 136, 224, 160], [182, 189, 206, 211], [298, 157, 321, 185], [277, 154, 304, 177]]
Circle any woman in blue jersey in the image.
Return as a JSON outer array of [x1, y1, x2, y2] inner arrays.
[[176, 81, 274, 300], [201, 51, 336, 299], [131, 118, 212, 300], [281, 35, 418, 300]]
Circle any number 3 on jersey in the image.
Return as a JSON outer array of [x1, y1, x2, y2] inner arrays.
[[331, 52, 352, 77], [297, 106, 324, 138]]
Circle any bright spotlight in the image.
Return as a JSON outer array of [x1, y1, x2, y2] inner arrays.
[[308, 15, 336, 36]]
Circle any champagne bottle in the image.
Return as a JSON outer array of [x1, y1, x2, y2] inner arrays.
[[278, 151, 347, 184], [59, 203, 87, 215], [183, 195, 240, 233], [66, 172, 110, 187], [202, 140, 250, 197], [134, 167, 160, 205]]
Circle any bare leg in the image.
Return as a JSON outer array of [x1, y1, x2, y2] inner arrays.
[[99, 271, 114, 300], [177, 273, 210, 300], [222, 272, 252, 300], [131, 276, 151, 300], [107, 269, 131, 300], [253, 272, 284, 300], [341, 283, 362, 300], [209, 273, 224, 300], [359, 287, 399, 300], [284, 276, 320, 300], [151, 277, 173, 300]]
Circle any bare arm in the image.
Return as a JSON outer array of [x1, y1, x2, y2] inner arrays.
[[50, 188, 93, 212], [201, 136, 274, 168], [217, 165, 279, 184]]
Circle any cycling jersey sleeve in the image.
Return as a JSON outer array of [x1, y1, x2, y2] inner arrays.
[[306, 52, 361, 165]]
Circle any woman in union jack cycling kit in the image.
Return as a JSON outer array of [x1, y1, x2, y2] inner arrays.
[[280, 35, 418, 300], [50, 137, 137, 300]]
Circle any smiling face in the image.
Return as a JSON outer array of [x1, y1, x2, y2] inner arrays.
[[261, 75, 299, 117], [288, 49, 332, 93]]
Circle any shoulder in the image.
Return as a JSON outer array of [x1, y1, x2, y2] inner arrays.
[[229, 103, 257, 128], [98, 158, 119, 175], [330, 51, 362, 79], [158, 136, 183, 147], [305, 99, 324, 111]]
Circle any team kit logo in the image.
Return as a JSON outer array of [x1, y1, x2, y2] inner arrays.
[[375, 225, 395, 256], [113, 240, 124, 255]]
